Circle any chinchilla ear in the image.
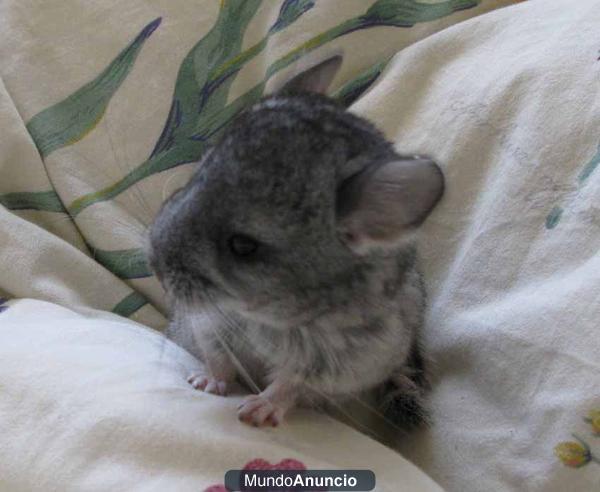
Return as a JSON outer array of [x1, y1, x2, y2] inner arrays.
[[274, 55, 342, 95], [336, 156, 444, 254]]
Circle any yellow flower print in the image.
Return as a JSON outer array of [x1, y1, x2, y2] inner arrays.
[[585, 409, 600, 435], [554, 440, 591, 468], [555, 409, 600, 470]]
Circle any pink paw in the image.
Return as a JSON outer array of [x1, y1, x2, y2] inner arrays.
[[237, 394, 285, 427], [187, 373, 228, 396]]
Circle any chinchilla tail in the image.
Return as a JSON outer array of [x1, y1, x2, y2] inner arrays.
[[377, 342, 431, 429]]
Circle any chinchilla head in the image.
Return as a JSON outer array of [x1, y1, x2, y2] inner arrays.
[[148, 55, 444, 328]]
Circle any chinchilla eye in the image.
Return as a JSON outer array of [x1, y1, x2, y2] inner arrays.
[[229, 234, 259, 257]]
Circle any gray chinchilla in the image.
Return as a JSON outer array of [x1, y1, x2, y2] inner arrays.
[[148, 55, 444, 428]]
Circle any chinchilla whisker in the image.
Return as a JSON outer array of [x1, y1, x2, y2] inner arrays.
[[187, 287, 400, 436], [181, 293, 407, 440], [54, 160, 153, 230], [205, 324, 388, 440], [197, 302, 399, 438], [302, 388, 389, 443], [103, 117, 156, 223], [203, 297, 262, 394], [44, 213, 148, 242], [47, 216, 143, 235], [58, 132, 153, 228], [77, 215, 148, 236], [332, 390, 408, 435], [161, 168, 189, 202]]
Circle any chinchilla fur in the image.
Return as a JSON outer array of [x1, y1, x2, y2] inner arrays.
[[148, 56, 444, 428]]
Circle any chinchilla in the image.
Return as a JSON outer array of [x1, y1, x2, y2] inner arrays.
[[148, 55, 444, 428]]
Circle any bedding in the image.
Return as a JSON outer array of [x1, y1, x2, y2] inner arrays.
[[360, 2, 600, 490], [0, 0, 518, 328], [0, 299, 442, 491], [1, 0, 598, 491]]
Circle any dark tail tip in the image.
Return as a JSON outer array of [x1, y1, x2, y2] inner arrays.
[[377, 341, 431, 430], [378, 382, 429, 429]]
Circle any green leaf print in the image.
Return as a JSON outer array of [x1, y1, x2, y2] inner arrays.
[[26, 18, 161, 158], [578, 142, 600, 184], [90, 246, 151, 279], [194, 0, 476, 141], [363, 0, 479, 26], [68, 0, 481, 216], [149, 0, 262, 159], [0, 190, 66, 212], [545, 206, 563, 230], [269, 0, 315, 34], [112, 291, 148, 317], [333, 57, 392, 107], [70, 0, 315, 216], [546, 142, 600, 229], [266, 0, 479, 77]]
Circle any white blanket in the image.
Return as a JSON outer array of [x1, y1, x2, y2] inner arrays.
[[0, 299, 442, 491], [351, 1, 600, 490]]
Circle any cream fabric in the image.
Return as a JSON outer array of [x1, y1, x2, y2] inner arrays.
[[350, 1, 600, 490], [0, 0, 517, 326], [0, 299, 443, 491]]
